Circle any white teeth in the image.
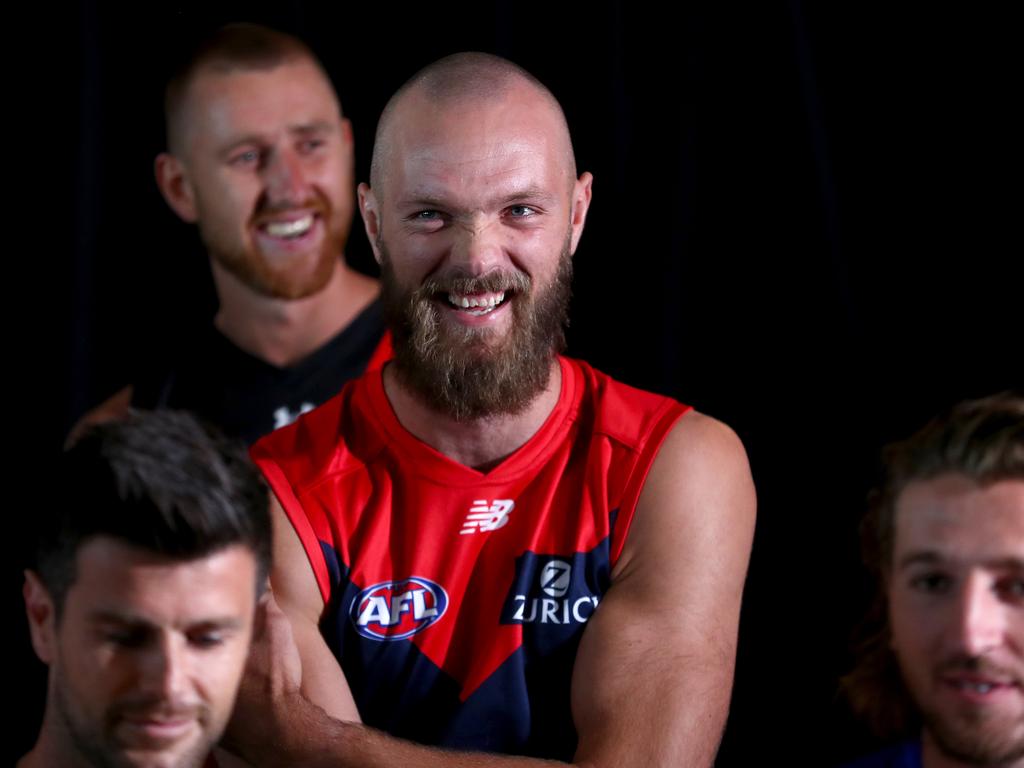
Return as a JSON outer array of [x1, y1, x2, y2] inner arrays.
[[263, 215, 314, 238], [447, 291, 506, 310], [958, 682, 996, 693]]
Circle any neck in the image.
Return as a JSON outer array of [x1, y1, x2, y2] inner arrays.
[[383, 358, 563, 471], [20, 701, 90, 768], [212, 259, 379, 368], [922, 731, 1024, 768]]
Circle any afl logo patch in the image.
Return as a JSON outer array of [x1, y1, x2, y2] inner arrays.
[[350, 577, 448, 641]]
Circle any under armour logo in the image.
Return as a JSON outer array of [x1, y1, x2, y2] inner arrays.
[[460, 499, 515, 535], [273, 402, 315, 430]]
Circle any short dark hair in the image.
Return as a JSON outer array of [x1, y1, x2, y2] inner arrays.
[[35, 410, 271, 617], [164, 22, 332, 154], [842, 391, 1024, 737]]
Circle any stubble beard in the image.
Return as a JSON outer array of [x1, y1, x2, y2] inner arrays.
[[200, 188, 349, 301], [910, 658, 1024, 766], [53, 665, 214, 768], [379, 236, 573, 422]]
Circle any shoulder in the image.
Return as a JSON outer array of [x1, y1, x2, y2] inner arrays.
[[656, 409, 750, 482], [250, 376, 377, 493], [616, 408, 756, 581], [565, 357, 691, 450], [645, 409, 755, 533]]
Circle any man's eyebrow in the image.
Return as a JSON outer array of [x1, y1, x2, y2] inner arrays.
[[492, 185, 558, 207], [218, 122, 336, 157], [184, 617, 247, 632], [897, 551, 1024, 571], [397, 185, 558, 211], [89, 610, 149, 626], [218, 134, 267, 158], [88, 611, 244, 630], [396, 192, 447, 210], [289, 120, 335, 136]]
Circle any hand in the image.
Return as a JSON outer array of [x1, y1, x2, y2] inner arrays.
[[222, 588, 305, 762]]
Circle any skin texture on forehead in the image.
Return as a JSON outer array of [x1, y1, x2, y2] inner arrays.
[[167, 51, 340, 157], [175, 57, 342, 162], [369, 55, 576, 199]]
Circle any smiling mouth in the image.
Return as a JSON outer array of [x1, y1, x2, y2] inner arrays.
[[445, 290, 508, 316], [258, 213, 316, 239], [117, 712, 199, 747], [941, 672, 1021, 700]]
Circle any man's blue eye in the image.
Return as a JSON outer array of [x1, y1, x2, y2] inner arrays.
[[416, 211, 441, 220], [509, 206, 535, 217]]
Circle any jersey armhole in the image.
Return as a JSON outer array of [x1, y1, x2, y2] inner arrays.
[[610, 402, 693, 565], [252, 455, 334, 605]]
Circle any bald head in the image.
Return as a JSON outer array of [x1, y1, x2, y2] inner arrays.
[[369, 52, 576, 195], [165, 23, 337, 156]]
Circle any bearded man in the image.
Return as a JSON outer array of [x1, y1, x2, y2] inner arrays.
[[71, 23, 388, 445], [239, 52, 756, 768], [842, 392, 1024, 768]]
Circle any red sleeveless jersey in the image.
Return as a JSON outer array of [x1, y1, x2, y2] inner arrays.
[[251, 356, 689, 758]]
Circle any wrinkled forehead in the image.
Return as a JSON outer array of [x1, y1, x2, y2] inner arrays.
[[179, 58, 341, 143], [891, 475, 1024, 564], [381, 87, 575, 197]]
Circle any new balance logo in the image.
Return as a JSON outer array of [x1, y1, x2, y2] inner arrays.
[[460, 499, 515, 535], [273, 402, 315, 430]]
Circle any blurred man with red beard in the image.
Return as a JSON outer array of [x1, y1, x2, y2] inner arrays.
[[241, 53, 756, 767], [72, 24, 387, 445], [842, 392, 1024, 768]]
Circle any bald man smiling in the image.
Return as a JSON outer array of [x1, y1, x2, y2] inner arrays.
[[235, 52, 757, 768]]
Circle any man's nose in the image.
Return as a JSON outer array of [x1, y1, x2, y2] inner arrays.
[[954, 574, 1007, 657], [137, 635, 188, 699], [263, 148, 309, 206], [450, 216, 503, 276]]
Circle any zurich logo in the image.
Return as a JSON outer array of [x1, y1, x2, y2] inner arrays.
[[350, 577, 449, 641], [540, 560, 572, 597]]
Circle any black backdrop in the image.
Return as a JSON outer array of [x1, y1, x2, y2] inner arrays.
[[9, 2, 1019, 764]]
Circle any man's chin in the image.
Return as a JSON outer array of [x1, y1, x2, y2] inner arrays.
[[215, 249, 338, 300], [926, 712, 1024, 767], [114, 740, 210, 768]]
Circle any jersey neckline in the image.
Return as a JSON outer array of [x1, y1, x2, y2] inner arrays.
[[362, 356, 581, 486]]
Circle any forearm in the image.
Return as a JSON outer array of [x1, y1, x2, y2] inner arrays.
[[238, 691, 575, 768], [574, 641, 736, 768]]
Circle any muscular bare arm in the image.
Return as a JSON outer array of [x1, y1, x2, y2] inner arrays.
[[229, 411, 755, 768], [572, 411, 756, 766], [269, 497, 362, 722]]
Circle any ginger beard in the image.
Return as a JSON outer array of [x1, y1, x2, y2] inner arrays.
[[379, 236, 573, 422], [199, 187, 348, 300]]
